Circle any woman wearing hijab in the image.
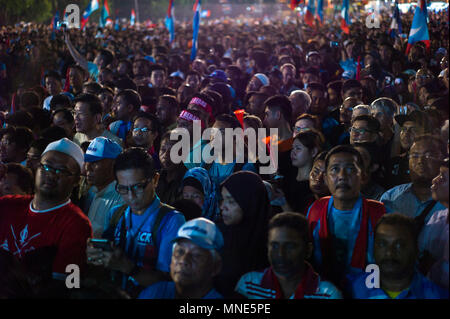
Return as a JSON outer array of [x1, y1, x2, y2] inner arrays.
[[215, 171, 272, 298], [181, 167, 218, 221]]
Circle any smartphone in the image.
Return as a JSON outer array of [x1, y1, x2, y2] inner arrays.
[[90, 238, 113, 251]]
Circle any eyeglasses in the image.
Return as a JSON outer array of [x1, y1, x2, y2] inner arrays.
[[408, 153, 441, 161], [350, 127, 373, 135], [39, 163, 76, 177], [115, 179, 152, 195], [293, 127, 311, 134], [400, 126, 417, 133], [133, 127, 152, 133], [339, 106, 354, 113]]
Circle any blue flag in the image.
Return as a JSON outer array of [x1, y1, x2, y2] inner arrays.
[[165, 0, 175, 43], [191, 0, 201, 61], [389, 1, 402, 38], [406, 0, 430, 54]]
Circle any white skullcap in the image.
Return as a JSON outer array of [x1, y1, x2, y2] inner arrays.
[[254, 73, 269, 86], [41, 138, 84, 170]]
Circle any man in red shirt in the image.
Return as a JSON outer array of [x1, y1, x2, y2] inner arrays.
[[0, 138, 92, 281]]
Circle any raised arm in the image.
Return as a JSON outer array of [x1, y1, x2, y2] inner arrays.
[[64, 30, 89, 71]]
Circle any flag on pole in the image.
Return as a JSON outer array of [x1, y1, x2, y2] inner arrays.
[[305, 0, 316, 27], [406, 0, 430, 54], [389, 1, 402, 38], [341, 0, 350, 34], [290, 0, 302, 11], [165, 0, 175, 43], [131, 9, 136, 26], [81, 0, 99, 29], [99, 0, 111, 28], [51, 11, 59, 40], [191, 0, 201, 61], [51, 11, 59, 30], [316, 0, 324, 25]]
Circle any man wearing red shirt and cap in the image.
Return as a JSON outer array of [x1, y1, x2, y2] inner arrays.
[[0, 138, 92, 281]]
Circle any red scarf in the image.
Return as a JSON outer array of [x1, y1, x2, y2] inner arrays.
[[260, 263, 319, 299]]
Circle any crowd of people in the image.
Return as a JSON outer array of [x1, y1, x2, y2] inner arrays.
[[0, 6, 449, 299]]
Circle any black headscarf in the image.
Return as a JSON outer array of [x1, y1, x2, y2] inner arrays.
[[215, 171, 272, 297]]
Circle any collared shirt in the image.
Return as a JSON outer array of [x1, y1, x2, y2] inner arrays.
[[138, 281, 223, 299], [380, 183, 445, 223], [235, 264, 342, 299], [84, 181, 124, 238], [73, 129, 123, 147], [418, 208, 449, 289], [350, 270, 449, 299]]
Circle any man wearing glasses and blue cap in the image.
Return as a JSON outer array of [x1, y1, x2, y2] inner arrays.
[[139, 217, 224, 299]]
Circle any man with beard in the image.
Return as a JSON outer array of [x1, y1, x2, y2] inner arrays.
[[236, 212, 342, 299], [138, 218, 224, 299], [0, 138, 92, 279], [381, 135, 446, 226], [307, 145, 386, 287], [350, 213, 448, 299]]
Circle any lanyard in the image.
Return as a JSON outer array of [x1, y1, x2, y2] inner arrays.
[[327, 195, 363, 267], [124, 195, 161, 260]]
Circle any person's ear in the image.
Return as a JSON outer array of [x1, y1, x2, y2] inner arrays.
[[360, 168, 369, 186], [94, 113, 102, 125], [212, 254, 222, 277], [127, 104, 134, 114], [370, 163, 379, 174], [311, 147, 318, 159], [152, 172, 160, 188]]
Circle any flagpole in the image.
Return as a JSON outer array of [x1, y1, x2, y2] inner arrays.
[[134, 0, 140, 24]]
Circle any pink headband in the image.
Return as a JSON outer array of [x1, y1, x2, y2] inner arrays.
[[189, 97, 213, 115], [179, 110, 201, 122]]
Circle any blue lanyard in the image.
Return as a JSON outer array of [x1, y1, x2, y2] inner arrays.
[[124, 195, 161, 261], [327, 195, 363, 267]]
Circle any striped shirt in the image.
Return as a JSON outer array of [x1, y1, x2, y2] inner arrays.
[[235, 264, 342, 299]]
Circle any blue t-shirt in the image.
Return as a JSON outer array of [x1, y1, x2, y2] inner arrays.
[[109, 196, 185, 273], [87, 61, 99, 81], [329, 206, 355, 272], [349, 270, 449, 299], [139, 281, 223, 299]]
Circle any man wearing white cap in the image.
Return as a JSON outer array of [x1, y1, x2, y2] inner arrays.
[[82, 137, 124, 238], [0, 138, 92, 280], [245, 73, 270, 94], [139, 217, 224, 299]]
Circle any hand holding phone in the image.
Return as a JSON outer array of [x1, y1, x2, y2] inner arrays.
[[89, 238, 113, 252]]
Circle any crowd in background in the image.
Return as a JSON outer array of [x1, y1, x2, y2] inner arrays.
[[0, 7, 449, 299]]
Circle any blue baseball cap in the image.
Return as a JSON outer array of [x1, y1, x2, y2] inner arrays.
[[208, 69, 228, 83], [84, 137, 122, 162], [173, 218, 224, 251]]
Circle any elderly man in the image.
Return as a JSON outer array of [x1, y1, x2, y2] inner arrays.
[[381, 135, 446, 227], [139, 217, 224, 299], [289, 90, 311, 120], [349, 213, 448, 299], [236, 212, 342, 299], [0, 138, 92, 279]]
